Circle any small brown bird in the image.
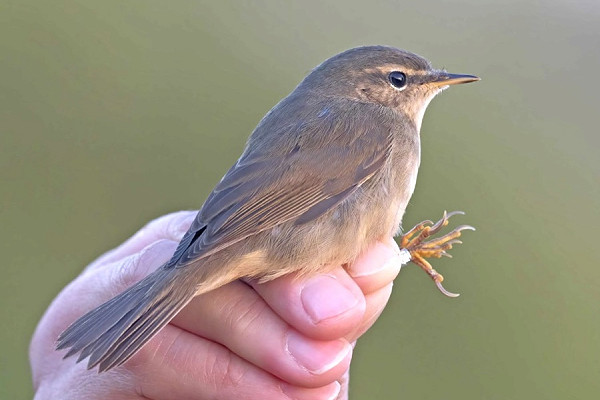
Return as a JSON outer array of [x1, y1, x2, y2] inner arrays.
[[57, 46, 479, 372]]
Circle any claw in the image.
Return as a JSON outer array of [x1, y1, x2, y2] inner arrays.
[[428, 210, 448, 233], [435, 280, 460, 298], [455, 225, 476, 232], [400, 210, 473, 298], [401, 220, 434, 246], [429, 210, 465, 235]]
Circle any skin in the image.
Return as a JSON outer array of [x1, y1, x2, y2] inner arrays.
[[30, 211, 403, 399]]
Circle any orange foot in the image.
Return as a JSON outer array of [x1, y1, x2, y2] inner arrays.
[[399, 211, 475, 298]]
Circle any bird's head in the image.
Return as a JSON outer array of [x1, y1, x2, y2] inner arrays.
[[298, 46, 479, 131]]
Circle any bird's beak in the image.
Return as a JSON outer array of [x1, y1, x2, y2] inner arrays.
[[427, 72, 480, 88]]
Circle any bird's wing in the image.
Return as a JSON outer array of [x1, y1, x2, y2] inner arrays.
[[168, 117, 392, 267]]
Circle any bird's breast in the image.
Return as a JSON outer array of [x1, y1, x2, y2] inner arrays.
[[386, 135, 421, 234]]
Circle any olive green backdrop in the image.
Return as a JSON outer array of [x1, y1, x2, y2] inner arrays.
[[2, 1, 599, 398]]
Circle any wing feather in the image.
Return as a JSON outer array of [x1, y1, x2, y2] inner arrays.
[[169, 105, 393, 267]]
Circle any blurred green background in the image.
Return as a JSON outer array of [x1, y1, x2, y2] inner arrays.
[[2, 0, 599, 398]]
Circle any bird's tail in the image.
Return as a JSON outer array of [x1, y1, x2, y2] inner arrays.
[[56, 265, 198, 372]]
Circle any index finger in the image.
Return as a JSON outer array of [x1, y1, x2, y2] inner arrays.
[[86, 210, 196, 271]]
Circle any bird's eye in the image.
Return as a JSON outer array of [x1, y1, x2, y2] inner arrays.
[[388, 71, 407, 90]]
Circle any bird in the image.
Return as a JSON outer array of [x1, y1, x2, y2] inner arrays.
[[57, 45, 479, 372]]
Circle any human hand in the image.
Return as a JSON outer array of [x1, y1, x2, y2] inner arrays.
[[30, 211, 403, 399]]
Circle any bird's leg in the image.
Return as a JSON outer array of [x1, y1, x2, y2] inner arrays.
[[399, 211, 475, 297]]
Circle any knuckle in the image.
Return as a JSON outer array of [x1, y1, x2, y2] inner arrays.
[[203, 346, 248, 394], [140, 210, 195, 242], [111, 253, 144, 290], [111, 239, 172, 290], [164, 210, 196, 239], [226, 294, 267, 335]]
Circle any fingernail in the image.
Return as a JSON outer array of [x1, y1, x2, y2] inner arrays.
[[286, 330, 352, 375], [281, 381, 341, 400], [348, 241, 402, 278], [327, 381, 342, 400], [301, 275, 359, 323]]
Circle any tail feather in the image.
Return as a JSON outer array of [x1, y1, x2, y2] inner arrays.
[[98, 295, 188, 371], [75, 293, 151, 362], [83, 298, 158, 367], [56, 266, 196, 371], [58, 284, 150, 358]]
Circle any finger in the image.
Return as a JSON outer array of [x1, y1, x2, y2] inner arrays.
[[32, 239, 179, 389], [249, 239, 401, 341], [171, 280, 353, 388], [346, 282, 394, 342], [249, 267, 367, 341], [346, 238, 403, 294], [337, 363, 351, 400], [86, 210, 196, 271], [56, 239, 179, 331], [124, 325, 342, 400]]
